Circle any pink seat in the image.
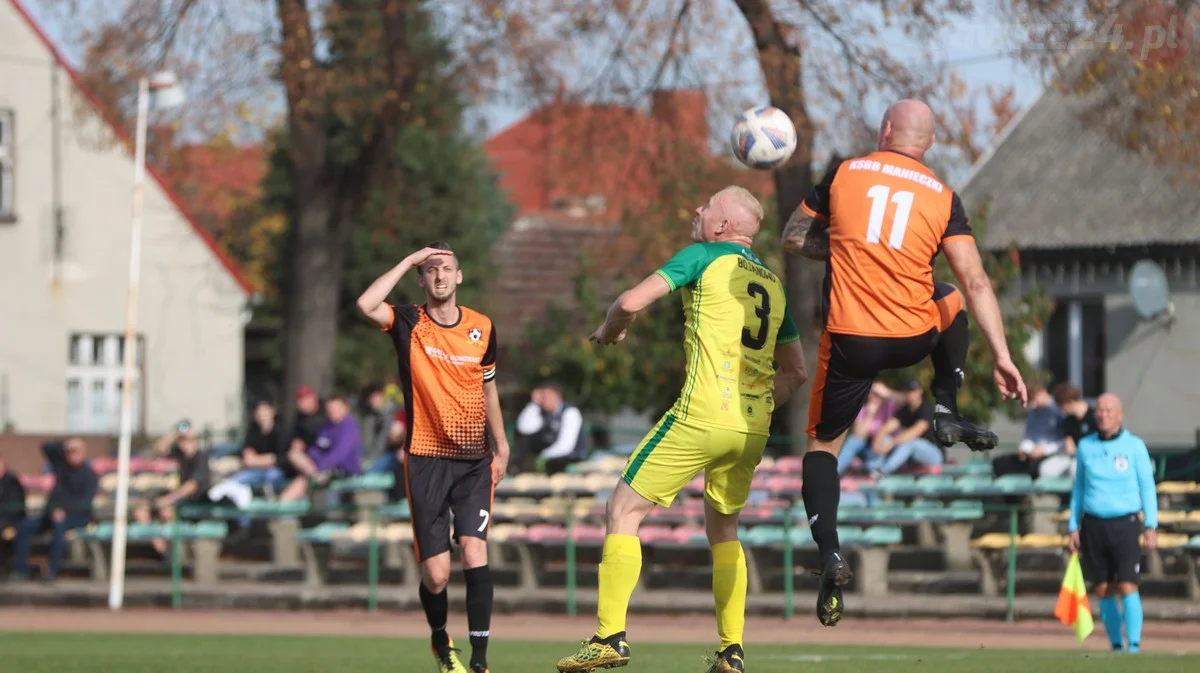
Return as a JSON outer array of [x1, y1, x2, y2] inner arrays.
[[774, 455, 804, 474], [638, 525, 675, 542], [90, 457, 118, 474]]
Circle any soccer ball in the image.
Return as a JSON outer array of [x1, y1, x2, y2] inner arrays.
[[730, 106, 797, 170]]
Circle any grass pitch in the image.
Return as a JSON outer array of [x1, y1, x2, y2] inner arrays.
[[0, 632, 1196, 673]]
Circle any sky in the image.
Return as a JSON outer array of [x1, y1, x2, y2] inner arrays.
[[16, 0, 1048, 184]]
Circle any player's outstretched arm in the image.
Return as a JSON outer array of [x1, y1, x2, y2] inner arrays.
[[356, 247, 452, 329], [941, 237, 1028, 405], [781, 205, 830, 261], [771, 340, 808, 407], [590, 273, 672, 344]]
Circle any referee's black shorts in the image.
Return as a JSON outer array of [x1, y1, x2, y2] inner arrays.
[[1079, 512, 1143, 585]]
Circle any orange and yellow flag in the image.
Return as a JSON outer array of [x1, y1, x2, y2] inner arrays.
[[1054, 552, 1094, 642]]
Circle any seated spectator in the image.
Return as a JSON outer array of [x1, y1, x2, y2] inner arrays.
[[280, 393, 362, 502], [206, 400, 285, 531], [355, 383, 395, 475], [836, 381, 899, 475], [1041, 382, 1096, 479], [514, 381, 587, 475], [385, 406, 408, 502], [226, 400, 286, 495], [9, 437, 96, 581], [134, 420, 212, 557], [993, 382, 1064, 478], [862, 379, 944, 477], [0, 457, 26, 575]]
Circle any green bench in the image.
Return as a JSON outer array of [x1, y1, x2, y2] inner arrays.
[[181, 499, 312, 566], [78, 521, 228, 585]]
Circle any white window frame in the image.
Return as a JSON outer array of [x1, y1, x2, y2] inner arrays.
[[0, 109, 13, 221], [66, 333, 144, 434]]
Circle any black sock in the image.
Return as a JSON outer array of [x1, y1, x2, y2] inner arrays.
[[801, 451, 841, 566], [931, 311, 969, 417], [464, 565, 494, 669], [419, 582, 450, 651]]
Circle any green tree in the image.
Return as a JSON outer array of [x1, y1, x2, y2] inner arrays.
[[880, 201, 1055, 425], [252, 2, 512, 393]]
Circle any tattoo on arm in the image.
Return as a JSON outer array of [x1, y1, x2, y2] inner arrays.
[[781, 207, 830, 260]]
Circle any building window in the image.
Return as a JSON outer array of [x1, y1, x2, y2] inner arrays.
[[1042, 297, 1107, 398], [66, 333, 144, 434], [0, 109, 13, 221]]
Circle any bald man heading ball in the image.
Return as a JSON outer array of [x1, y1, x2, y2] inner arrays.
[[780, 99, 1029, 628], [555, 186, 809, 673]]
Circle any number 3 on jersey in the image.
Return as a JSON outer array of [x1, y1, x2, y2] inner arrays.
[[742, 282, 770, 350], [865, 184, 914, 250]]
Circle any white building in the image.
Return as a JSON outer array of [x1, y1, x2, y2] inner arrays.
[[0, 0, 252, 437]]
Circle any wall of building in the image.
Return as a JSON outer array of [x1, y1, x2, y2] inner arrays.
[[1105, 291, 1200, 445], [0, 1, 247, 436]]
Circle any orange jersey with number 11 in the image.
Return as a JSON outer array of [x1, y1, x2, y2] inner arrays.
[[800, 150, 974, 338]]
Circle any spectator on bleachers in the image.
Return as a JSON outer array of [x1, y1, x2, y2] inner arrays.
[[355, 383, 395, 474], [0, 457, 26, 574], [864, 379, 944, 477], [835, 381, 899, 475], [205, 399, 285, 529], [279, 393, 362, 502], [9, 437, 96, 581], [992, 382, 1064, 478], [134, 420, 213, 557], [227, 400, 286, 494], [282, 385, 325, 489], [514, 380, 587, 475], [385, 407, 408, 502], [1042, 382, 1095, 478]]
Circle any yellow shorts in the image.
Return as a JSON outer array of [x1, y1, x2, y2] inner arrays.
[[621, 413, 767, 515]]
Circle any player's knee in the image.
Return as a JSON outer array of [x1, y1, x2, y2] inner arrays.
[[1116, 581, 1138, 596], [704, 513, 740, 546], [1094, 581, 1110, 598], [422, 563, 451, 594], [459, 537, 489, 569], [605, 481, 654, 533]]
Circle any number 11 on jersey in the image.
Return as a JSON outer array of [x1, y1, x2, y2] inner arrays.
[[865, 184, 914, 250]]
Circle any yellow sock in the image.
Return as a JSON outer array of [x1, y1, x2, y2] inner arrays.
[[712, 540, 747, 651], [596, 534, 642, 639]]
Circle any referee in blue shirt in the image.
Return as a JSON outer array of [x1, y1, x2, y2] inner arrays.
[[1067, 393, 1158, 653]]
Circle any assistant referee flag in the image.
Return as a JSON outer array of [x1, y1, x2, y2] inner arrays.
[[1054, 552, 1094, 642]]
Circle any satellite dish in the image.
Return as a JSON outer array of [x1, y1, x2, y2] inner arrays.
[[1129, 260, 1172, 320]]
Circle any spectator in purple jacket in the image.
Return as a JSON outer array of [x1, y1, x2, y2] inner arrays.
[[836, 381, 900, 475], [280, 393, 362, 502]]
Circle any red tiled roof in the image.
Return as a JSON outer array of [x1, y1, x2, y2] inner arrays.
[[7, 0, 253, 295], [484, 90, 779, 360]]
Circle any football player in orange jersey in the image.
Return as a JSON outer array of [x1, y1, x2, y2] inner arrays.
[[781, 99, 1028, 627]]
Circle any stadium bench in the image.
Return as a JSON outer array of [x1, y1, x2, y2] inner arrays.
[[841, 499, 984, 571], [740, 524, 903, 597], [181, 499, 311, 566], [78, 521, 228, 585]]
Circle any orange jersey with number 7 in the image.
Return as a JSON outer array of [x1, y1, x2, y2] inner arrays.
[[801, 149, 974, 338]]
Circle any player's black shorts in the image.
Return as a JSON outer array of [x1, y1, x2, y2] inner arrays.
[[1079, 513, 1143, 585], [403, 452, 494, 562], [808, 282, 963, 441]]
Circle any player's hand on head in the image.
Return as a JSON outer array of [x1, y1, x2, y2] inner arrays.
[[406, 247, 452, 267]]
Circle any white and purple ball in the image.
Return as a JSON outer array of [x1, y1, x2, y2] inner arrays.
[[730, 106, 797, 170]]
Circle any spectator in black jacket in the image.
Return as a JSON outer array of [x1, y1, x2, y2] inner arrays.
[[0, 456, 26, 574], [9, 438, 97, 581]]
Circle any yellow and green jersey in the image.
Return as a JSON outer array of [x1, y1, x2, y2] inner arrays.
[[655, 241, 799, 436]]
